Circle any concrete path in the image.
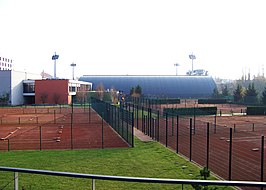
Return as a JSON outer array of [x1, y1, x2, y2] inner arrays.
[[134, 128, 153, 142]]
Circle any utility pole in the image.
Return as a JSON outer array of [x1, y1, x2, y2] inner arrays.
[[52, 52, 59, 78], [174, 63, 180, 75], [189, 53, 196, 73], [70, 63, 77, 80]]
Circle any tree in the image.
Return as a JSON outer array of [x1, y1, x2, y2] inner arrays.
[[233, 84, 244, 102], [130, 85, 142, 97], [246, 83, 258, 97], [53, 93, 61, 104], [110, 88, 118, 104], [244, 83, 258, 104], [0, 92, 10, 105], [76, 91, 87, 104], [212, 87, 219, 98], [221, 85, 229, 97], [40, 93, 48, 104], [261, 87, 266, 105], [130, 87, 135, 96], [135, 85, 142, 95], [96, 83, 105, 100]]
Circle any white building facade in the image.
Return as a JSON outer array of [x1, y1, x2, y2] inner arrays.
[[0, 70, 41, 105], [0, 54, 13, 71]]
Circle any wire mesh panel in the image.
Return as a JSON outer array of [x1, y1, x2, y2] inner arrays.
[[91, 97, 134, 147], [0, 103, 129, 151]]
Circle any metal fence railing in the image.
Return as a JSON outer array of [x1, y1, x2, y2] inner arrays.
[[0, 166, 266, 190], [125, 101, 266, 190], [91, 97, 134, 147], [0, 104, 130, 151]]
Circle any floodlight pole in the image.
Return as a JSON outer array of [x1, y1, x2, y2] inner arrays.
[[189, 53, 196, 73], [70, 63, 77, 80], [52, 52, 59, 78], [174, 63, 180, 76]]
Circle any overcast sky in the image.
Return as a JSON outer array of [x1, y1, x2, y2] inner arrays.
[[0, 0, 266, 79]]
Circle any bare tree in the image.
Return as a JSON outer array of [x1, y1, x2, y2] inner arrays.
[[110, 88, 118, 104], [130, 85, 142, 98], [40, 93, 48, 104], [53, 93, 61, 104], [96, 83, 105, 100], [76, 91, 87, 105]]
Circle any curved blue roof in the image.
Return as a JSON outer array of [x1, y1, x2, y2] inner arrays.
[[79, 75, 216, 98]]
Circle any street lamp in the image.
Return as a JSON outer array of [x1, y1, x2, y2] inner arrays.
[[174, 63, 180, 76], [70, 63, 77, 80], [52, 52, 59, 78], [189, 53, 196, 73]]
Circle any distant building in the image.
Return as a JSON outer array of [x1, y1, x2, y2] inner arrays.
[[0, 70, 92, 105], [79, 75, 216, 98], [30, 79, 92, 104], [186, 69, 208, 76], [0, 54, 13, 71]]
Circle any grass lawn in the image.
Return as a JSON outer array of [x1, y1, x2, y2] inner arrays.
[[0, 139, 232, 190]]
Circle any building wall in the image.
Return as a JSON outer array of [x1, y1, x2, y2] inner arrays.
[[11, 71, 41, 105], [0, 71, 11, 104], [0, 70, 41, 105], [35, 80, 70, 104], [0, 55, 13, 71]]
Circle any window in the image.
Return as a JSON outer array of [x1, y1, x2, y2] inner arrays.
[[11, 60, 12, 63], [72, 86, 76, 92], [23, 83, 35, 93]]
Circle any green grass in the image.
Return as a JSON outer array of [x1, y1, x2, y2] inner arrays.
[[0, 139, 232, 190]]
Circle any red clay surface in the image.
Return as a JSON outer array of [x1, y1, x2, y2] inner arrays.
[[0, 107, 129, 151], [136, 102, 265, 190]]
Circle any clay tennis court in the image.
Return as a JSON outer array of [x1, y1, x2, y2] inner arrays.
[[0, 106, 129, 151], [135, 102, 266, 190]]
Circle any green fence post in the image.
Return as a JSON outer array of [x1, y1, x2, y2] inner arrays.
[[229, 128, 233, 181], [54, 110, 56, 124], [39, 126, 42, 151], [176, 115, 179, 154], [102, 112, 104, 149], [8, 139, 10, 151], [261, 136, 264, 190], [189, 118, 193, 162], [166, 113, 168, 147], [157, 110, 160, 142], [206, 122, 210, 169], [131, 112, 134, 147], [136, 105, 139, 129]]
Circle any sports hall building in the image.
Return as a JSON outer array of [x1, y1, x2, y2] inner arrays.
[[79, 75, 216, 98]]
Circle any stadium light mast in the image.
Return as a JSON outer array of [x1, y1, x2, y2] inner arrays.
[[174, 63, 180, 75], [189, 53, 196, 73], [70, 62, 77, 80], [52, 52, 59, 78]]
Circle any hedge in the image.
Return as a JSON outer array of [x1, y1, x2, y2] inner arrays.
[[164, 107, 217, 116]]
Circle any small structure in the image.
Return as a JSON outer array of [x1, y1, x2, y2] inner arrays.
[[24, 79, 92, 105]]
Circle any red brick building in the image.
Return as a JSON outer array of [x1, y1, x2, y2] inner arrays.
[[23, 79, 92, 105]]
